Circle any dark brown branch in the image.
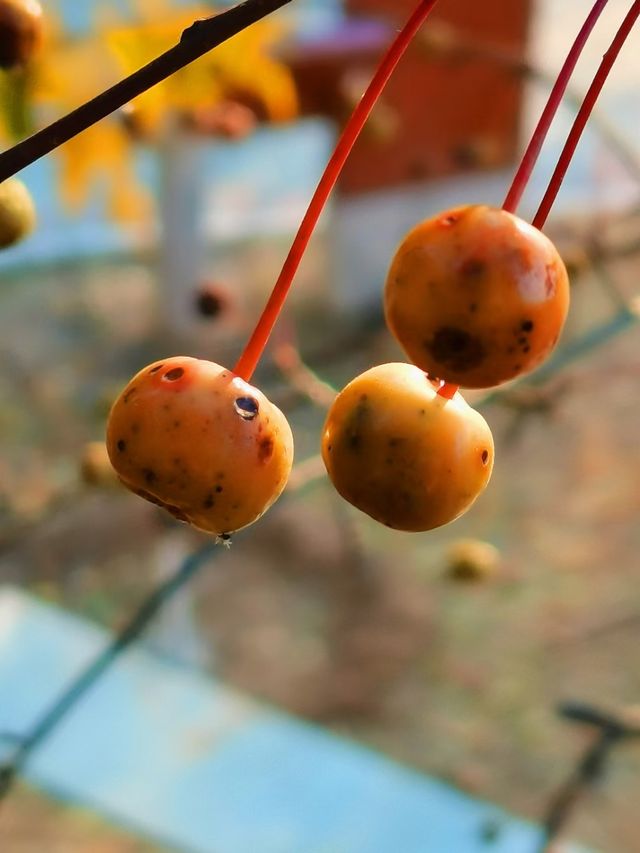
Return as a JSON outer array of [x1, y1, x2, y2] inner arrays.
[[537, 701, 640, 852], [0, 0, 294, 182]]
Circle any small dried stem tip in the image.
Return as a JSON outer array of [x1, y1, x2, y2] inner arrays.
[[534, 1, 640, 229], [0, 0, 294, 182], [503, 0, 610, 214], [233, 0, 442, 382]]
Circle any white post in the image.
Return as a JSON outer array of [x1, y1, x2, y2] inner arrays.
[[157, 131, 209, 337]]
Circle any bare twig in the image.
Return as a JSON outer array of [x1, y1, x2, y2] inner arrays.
[[273, 340, 337, 409], [0, 0, 295, 183], [0, 541, 218, 801], [537, 702, 640, 853], [0, 454, 327, 805]]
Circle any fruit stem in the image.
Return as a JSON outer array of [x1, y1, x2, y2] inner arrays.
[[234, 0, 441, 381], [533, 1, 640, 229], [502, 0, 610, 214], [437, 381, 459, 400]]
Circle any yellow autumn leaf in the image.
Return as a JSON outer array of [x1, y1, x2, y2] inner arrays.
[[0, 0, 298, 223], [106, 5, 297, 126]]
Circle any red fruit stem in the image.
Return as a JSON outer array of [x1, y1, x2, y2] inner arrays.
[[533, 1, 640, 229], [436, 381, 458, 400], [502, 0, 610, 214], [234, 0, 441, 381], [437, 1, 612, 402], [438, 1, 626, 403]]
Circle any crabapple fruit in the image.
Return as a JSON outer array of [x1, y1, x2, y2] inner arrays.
[[321, 362, 494, 532], [106, 356, 294, 536], [0, 0, 42, 69], [384, 204, 570, 388], [0, 178, 36, 248]]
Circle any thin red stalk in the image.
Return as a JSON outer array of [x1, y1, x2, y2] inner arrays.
[[503, 0, 610, 214], [437, 381, 459, 400], [234, 0, 440, 381], [431, 0, 613, 402], [533, 1, 640, 229]]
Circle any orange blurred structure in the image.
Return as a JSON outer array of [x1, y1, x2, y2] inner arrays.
[[285, 0, 532, 195]]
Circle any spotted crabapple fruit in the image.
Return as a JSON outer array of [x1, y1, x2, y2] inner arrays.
[[0, 0, 42, 69], [384, 204, 570, 389], [0, 178, 36, 248], [106, 356, 294, 536], [321, 362, 494, 532]]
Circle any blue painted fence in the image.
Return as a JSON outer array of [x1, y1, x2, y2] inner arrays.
[[0, 587, 590, 853]]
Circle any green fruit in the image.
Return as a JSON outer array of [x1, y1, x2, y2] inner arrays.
[[0, 177, 36, 248]]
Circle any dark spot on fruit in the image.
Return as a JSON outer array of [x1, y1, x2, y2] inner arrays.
[[388, 437, 404, 447], [142, 468, 157, 485], [460, 258, 486, 278], [427, 326, 486, 372], [203, 494, 215, 509], [258, 436, 274, 462], [481, 450, 489, 465], [518, 336, 527, 345], [523, 345, 531, 353], [216, 485, 223, 493], [345, 399, 370, 452], [123, 388, 137, 403], [514, 363, 522, 371], [173, 420, 182, 428], [117, 440, 126, 452], [507, 346, 515, 354], [469, 302, 478, 313], [521, 320, 534, 332], [235, 396, 259, 420], [327, 444, 332, 452], [131, 423, 140, 435], [164, 367, 185, 381], [419, 409, 426, 415], [440, 213, 459, 227], [149, 364, 164, 374]]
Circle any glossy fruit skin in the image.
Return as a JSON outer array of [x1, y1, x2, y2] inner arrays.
[[0, 0, 42, 69], [321, 363, 494, 532], [106, 357, 294, 536], [384, 204, 570, 389], [0, 178, 36, 248]]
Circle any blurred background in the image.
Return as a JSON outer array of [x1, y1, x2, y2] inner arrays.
[[0, 0, 639, 851]]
